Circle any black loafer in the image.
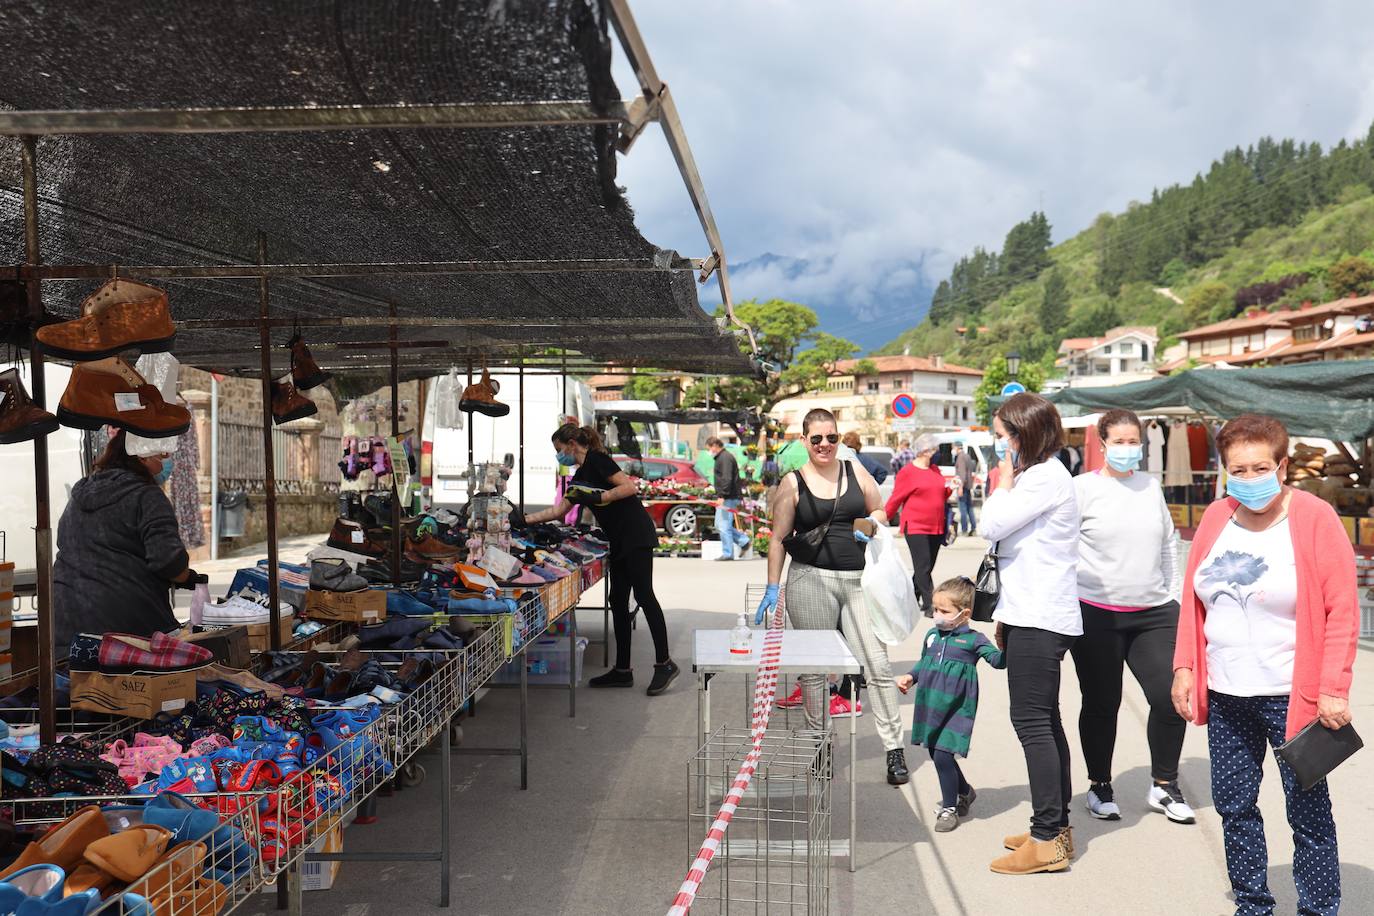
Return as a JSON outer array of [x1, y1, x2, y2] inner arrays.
[[588, 668, 634, 688], [647, 660, 680, 696]]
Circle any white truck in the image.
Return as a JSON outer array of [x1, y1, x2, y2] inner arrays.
[[421, 371, 593, 511], [0, 362, 86, 592]]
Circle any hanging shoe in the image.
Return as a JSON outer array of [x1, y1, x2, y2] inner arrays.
[[271, 378, 317, 425], [57, 357, 190, 437], [459, 366, 510, 417], [0, 367, 59, 444], [288, 333, 330, 390], [36, 278, 176, 361]]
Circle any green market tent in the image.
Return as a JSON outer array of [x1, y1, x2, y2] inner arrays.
[[993, 360, 1374, 441]]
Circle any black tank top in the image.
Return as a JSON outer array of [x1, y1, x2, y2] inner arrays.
[[794, 461, 866, 571]]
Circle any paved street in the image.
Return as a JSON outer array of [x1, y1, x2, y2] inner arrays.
[[239, 535, 1374, 915]]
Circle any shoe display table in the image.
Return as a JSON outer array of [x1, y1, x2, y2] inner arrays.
[[692, 628, 862, 872]]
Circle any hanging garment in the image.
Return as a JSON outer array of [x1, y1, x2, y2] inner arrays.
[[1164, 421, 1193, 487], [1146, 421, 1165, 475], [1187, 423, 1209, 471], [171, 405, 204, 549], [1083, 424, 1104, 474]]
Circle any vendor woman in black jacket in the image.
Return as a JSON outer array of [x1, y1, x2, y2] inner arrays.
[[520, 424, 678, 696], [53, 430, 196, 654]]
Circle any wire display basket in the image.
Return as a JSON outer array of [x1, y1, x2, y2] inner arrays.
[[688, 727, 832, 915]]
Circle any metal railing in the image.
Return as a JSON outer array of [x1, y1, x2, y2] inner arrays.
[[218, 422, 340, 495]]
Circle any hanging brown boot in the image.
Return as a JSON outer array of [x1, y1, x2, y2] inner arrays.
[[57, 357, 190, 437], [271, 378, 317, 425], [0, 367, 59, 444], [459, 366, 509, 417], [288, 333, 330, 390], [36, 278, 175, 361]]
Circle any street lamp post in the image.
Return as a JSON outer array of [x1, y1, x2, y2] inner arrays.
[[1005, 350, 1022, 379]]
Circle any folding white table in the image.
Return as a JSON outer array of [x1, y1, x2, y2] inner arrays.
[[692, 628, 863, 872]]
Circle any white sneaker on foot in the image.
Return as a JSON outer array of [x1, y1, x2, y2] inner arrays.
[[1086, 782, 1121, 820], [1147, 782, 1196, 824]]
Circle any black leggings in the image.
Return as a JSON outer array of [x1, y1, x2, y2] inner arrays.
[[608, 547, 670, 669], [904, 533, 943, 611], [929, 748, 971, 809], [1069, 600, 1185, 784], [1006, 625, 1076, 841]]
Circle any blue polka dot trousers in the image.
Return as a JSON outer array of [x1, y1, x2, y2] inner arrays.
[[1207, 691, 1340, 916]]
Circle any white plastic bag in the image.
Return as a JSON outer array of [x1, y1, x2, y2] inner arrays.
[[861, 525, 916, 645], [126, 353, 182, 456]]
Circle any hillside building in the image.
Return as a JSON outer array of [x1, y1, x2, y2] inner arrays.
[[1159, 295, 1374, 371], [1054, 326, 1159, 387]]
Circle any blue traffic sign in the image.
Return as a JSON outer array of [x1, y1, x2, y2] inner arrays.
[[1000, 381, 1026, 396], [891, 394, 916, 418]]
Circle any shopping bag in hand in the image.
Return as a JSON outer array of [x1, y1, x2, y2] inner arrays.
[[860, 525, 916, 645]]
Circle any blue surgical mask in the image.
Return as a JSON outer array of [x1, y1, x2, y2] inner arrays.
[[556, 451, 577, 468], [154, 457, 173, 484], [1105, 445, 1142, 473], [1227, 469, 1282, 511], [994, 438, 1017, 465]]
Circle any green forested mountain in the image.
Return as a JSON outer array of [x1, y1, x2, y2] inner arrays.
[[880, 124, 1374, 369]]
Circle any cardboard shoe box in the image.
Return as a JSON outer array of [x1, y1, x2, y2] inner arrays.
[[244, 615, 295, 652], [71, 670, 198, 718], [304, 588, 386, 624]]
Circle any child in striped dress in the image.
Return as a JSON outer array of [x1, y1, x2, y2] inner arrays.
[[896, 576, 1005, 833]]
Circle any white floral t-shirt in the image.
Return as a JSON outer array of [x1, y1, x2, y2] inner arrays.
[[1196, 518, 1298, 696]]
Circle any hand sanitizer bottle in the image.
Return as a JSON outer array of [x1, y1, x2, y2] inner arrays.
[[730, 614, 753, 656]]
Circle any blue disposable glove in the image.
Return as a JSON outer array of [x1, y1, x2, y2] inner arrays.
[[755, 583, 780, 625], [853, 514, 878, 543]]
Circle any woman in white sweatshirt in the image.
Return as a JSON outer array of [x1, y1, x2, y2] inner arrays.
[[980, 393, 1081, 875], [1070, 409, 1194, 825]]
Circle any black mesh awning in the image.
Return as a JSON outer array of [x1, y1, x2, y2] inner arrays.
[[0, 0, 752, 376]]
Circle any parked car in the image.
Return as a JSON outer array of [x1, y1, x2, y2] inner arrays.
[[613, 454, 709, 537]]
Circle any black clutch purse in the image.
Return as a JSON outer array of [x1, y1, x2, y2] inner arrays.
[[1275, 718, 1362, 791], [971, 543, 1000, 622]]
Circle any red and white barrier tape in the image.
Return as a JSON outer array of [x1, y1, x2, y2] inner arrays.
[[667, 594, 787, 916]]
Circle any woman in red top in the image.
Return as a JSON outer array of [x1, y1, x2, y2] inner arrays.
[[1172, 415, 1356, 915], [884, 434, 949, 613]]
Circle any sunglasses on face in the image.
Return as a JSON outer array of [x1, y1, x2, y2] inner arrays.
[[809, 434, 840, 446]]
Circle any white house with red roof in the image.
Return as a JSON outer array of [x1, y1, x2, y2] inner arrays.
[[1055, 326, 1159, 387], [1160, 295, 1374, 372], [770, 353, 984, 445]]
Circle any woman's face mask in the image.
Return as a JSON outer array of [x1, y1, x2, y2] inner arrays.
[[1104, 444, 1142, 473], [154, 457, 173, 484], [556, 448, 577, 468]]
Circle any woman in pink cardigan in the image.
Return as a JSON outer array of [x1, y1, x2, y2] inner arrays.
[[1172, 414, 1357, 916]]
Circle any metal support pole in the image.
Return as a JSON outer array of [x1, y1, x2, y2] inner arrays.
[[518, 354, 525, 511], [440, 714, 452, 907], [209, 375, 219, 561], [390, 304, 402, 587], [256, 233, 283, 650], [21, 136, 55, 744], [519, 643, 529, 791], [466, 357, 474, 471]]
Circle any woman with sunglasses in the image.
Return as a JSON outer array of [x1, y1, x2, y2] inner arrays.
[[755, 408, 910, 786]]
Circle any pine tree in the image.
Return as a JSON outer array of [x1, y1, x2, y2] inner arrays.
[[1038, 268, 1070, 333]]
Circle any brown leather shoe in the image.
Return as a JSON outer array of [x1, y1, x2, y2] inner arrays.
[[289, 333, 330, 390], [36, 279, 176, 361], [1002, 826, 1075, 858], [459, 367, 510, 417], [57, 357, 191, 437], [327, 517, 388, 558], [989, 834, 1070, 875], [0, 805, 108, 881], [410, 533, 460, 558], [0, 367, 59, 444], [271, 378, 317, 425]]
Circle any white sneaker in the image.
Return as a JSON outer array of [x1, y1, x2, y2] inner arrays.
[[202, 587, 294, 626], [1147, 782, 1196, 824], [1086, 782, 1121, 820]]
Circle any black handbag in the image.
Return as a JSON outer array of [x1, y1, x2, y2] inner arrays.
[[971, 543, 1000, 622], [1275, 719, 1363, 791], [782, 467, 843, 565]]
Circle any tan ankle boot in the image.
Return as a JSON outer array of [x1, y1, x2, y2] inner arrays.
[[989, 833, 1070, 874], [1001, 826, 1074, 859]]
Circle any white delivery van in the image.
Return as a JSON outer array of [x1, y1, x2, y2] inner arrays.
[[0, 362, 87, 591], [931, 429, 993, 500], [422, 371, 593, 512]]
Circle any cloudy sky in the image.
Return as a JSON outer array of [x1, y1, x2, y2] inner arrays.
[[611, 1, 1374, 346]]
